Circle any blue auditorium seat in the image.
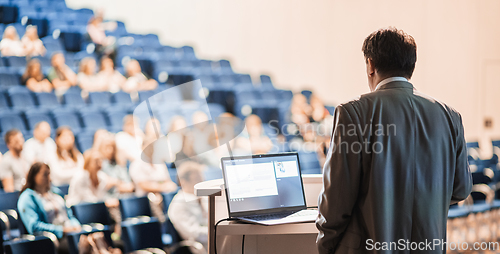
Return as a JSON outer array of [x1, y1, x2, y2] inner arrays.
[[0, 114, 27, 132], [208, 103, 225, 119], [34, 92, 59, 108], [62, 92, 86, 108], [325, 106, 335, 115], [75, 131, 93, 152], [70, 202, 113, 226], [59, 30, 83, 52], [111, 91, 133, 106], [0, 6, 19, 24], [7, 86, 30, 95], [103, 107, 128, 131], [121, 218, 164, 253], [5, 56, 27, 69], [88, 91, 112, 107], [52, 112, 81, 133], [298, 151, 322, 174], [0, 92, 9, 109], [25, 112, 54, 130], [119, 196, 153, 221], [79, 110, 108, 131], [0, 191, 21, 241], [8, 93, 35, 110], [4, 236, 56, 254], [0, 73, 21, 88]]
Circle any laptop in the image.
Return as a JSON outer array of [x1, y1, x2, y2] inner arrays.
[[221, 152, 318, 225]]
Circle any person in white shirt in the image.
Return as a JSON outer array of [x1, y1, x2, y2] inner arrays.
[[49, 127, 84, 186], [96, 57, 126, 93], [0, 25, 25, 56], [22, 121, 56, 165], [0, 130, 30, 192], [21, 25, 46, 57], [168, 161, 208, 254], [115, 115, 143, 163], [77, 57, 107, 92], [122, 59, 157, 94], [66, 151, 119, 208], [129, 137, 178, 197]]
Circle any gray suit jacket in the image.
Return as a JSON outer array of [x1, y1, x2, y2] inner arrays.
[[316, 81, 472, 254]]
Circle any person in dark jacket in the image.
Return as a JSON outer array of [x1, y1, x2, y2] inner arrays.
[[316, 27, 472, 254]]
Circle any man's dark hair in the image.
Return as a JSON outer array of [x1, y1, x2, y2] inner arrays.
[[4, 129, 21, 144], [362, 27, 417, 79]]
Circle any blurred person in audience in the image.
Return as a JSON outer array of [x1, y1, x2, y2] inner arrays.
[[0, 129, 30, 192], [49, 127, 84, 186], [87, 11, 117, 58], [123, 59, 157, 94], [47, 52, 77, 95], [66, 151, 119, 208], [129, 136, 178, 197], [99, 134, 134, 196], [77, 57, 107, 92], [0, 25, 25, 56], [116, 115, 143, 162], [309, 94, 330, 123], [96, 56, 126, 93], [236, 114, 273, 154], [143, 117, 162, 145], [152, 115, 187, 164], [168, 161, 208, 254], [18, 162, 81, 254], [290, 93, 312, 126], [21, 25, 46, 57], [22, 121, 56, 165], [21, 59, 52, 92]]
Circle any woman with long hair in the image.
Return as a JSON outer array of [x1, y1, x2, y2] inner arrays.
[[21, 25, 46, 57], [49, 127, 84, 186], [77, 57, 107, 92], [96, 56, 126, 93], [17, 162, 81, 254], [99, 134, 134, 196], [21, 59, 52, 92]]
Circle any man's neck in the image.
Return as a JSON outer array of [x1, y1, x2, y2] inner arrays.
[[10, 150, 20, 158]]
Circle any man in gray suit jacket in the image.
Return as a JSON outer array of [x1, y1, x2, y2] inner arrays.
[[316, 27, 472, 254]]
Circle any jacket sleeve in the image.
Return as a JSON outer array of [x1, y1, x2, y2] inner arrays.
[[450, 113, 472, 204], [18, 191, 65, 239], [316, 104, 362, 254]]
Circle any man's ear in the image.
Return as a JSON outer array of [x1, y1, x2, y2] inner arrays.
[[366, 58, 375, 77]]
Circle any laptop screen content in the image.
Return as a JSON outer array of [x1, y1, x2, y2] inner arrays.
[[222, 153, 306, 215]]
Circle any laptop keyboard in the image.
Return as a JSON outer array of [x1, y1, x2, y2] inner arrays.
[[242, 210, 317, 221]]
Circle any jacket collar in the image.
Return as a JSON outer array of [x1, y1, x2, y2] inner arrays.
[[377, 81, 414, 91]]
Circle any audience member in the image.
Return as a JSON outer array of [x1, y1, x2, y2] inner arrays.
[[87, 12, 117, 57], [143, 117, 162, 146], [77, 57, 107, 92], [22, 121, 56, 165], [129, 137, 178, 197], [99, 135, 134, 196], [152, 116, 187, 164], [17, 163, 81, 254], [0, 25, 25, 56], [115, 115, 143, 162], [21, 59, 52, 92], [290, 93, 312, 126], [66, 151, 119, 208], [0, 129, 29, 192], [96, 56, 126, 93], [47, 52, 77, 95], [236, 114, 273, 154], [49, 127, 84, 186], [123, 59, 157, 94], [168, 161, 208, 253], [21, 25, 46, 57]]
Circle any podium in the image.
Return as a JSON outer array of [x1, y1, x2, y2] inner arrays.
[[194, 174, 323, 254]]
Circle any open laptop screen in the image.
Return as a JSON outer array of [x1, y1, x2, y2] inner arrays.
[[221, 153, 306, 216]]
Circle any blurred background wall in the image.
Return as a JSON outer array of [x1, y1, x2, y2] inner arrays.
[[66, 0, 500, 144]]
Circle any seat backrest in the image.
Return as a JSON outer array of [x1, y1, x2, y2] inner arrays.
[[25, 113, 54, 130], [70, 202, 112, 226], [111, 91, 132, 105], [34, 93, 59, 108], [53, 112, 81, 132], [121, 218, 163, 253], [4, 236, 56, 254], [0, 114, 27, 132], [87, 92, 112, 106], [119, 196, 152, 220], [9, 93, 35, 109], [79, 112, 108, 130], [62, 92, 86, 107]]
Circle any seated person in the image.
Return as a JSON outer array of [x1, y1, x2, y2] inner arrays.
[[123, 59, 157, 94], [49, 127, 84, 186], [86, 11, 117, 57], [21, 25, 46, 57], [236, 114, 273, 154], [96, 56, 126, 93], [0, 25, 25, 56], [0, 129, 30, 192], [47, 52, 77, 95], [309, 94, 330, 123], [115, 115, 143, 163], [99, 134, 134, 196], [22, 121, 56, 165], [21, 59, 53, 92], [168, 161, 208, 253], [17, 162, 81, 254], [77, 57, 107, 92], [152, 116, 187, 164], [66, 151, 119, 208], [129, 137, 178, 197]]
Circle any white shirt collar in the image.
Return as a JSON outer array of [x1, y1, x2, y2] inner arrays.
[[374, 77, 408, 91]]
